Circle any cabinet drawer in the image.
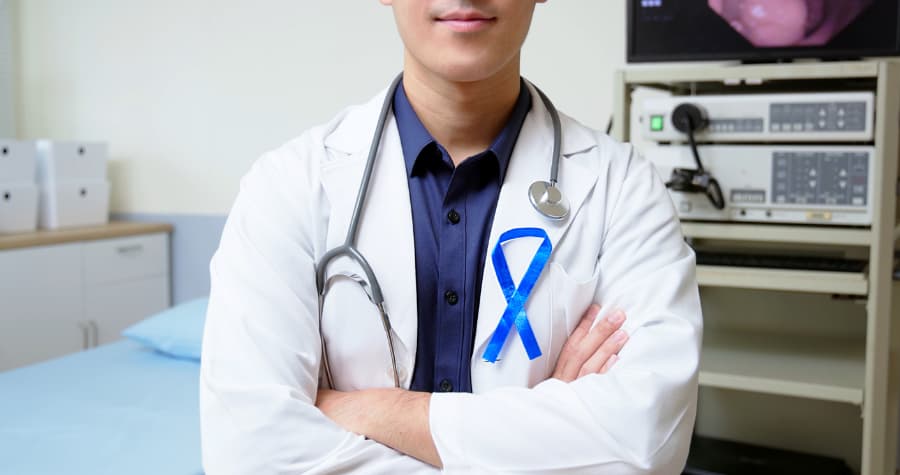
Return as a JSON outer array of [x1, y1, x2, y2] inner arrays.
[[83, 233, 169, 285]]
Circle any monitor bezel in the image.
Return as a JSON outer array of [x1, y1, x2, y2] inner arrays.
[[626, 0, 900, 63]]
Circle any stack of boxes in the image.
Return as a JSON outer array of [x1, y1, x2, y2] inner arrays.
[[0, 139, 110, 234], [35, 141, 110, 230], [0, 140, 39, 233]]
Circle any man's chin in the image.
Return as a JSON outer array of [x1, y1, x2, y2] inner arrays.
[[420, 58, 517, 85]]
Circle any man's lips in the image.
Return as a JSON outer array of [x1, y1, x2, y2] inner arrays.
[[436, 11, 497, 33]]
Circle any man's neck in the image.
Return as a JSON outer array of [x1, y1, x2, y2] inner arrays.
[[401, 55, 523, 166]]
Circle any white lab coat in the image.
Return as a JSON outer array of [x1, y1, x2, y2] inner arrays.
[[200, 82, 703, 474]]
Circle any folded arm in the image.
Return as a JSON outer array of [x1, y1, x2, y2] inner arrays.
[[316, 305, 629, 468]]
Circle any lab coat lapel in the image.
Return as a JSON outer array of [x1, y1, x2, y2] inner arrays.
[[320, 90, 418, 380], [472, 83, 601, 366], [354, 116, 418, 359]]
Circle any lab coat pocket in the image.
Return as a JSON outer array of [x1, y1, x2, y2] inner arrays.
[[547, 261, 601, 374]]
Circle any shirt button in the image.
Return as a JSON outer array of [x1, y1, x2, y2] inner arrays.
[[447, 209, 461, 224], [439, 379, 454, 392], [444, 290, 459, 306]]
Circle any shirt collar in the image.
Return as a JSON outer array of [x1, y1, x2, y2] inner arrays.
[[393, 79, 532, 181]]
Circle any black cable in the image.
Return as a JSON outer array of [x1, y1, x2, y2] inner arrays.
[[685, 118, 705, 172], [685, 119, 724, 210], [667, 104, 725, 210]]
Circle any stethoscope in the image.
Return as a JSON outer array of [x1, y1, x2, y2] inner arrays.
[[315, 73, 568, 389]]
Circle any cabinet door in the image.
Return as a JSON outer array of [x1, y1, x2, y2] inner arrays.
[[0, 244, 84, 371], [83, 233, 171, 345], [85, 276, 170, 345]]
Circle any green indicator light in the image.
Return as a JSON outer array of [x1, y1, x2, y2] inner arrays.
[[650, 115, 665, 132]]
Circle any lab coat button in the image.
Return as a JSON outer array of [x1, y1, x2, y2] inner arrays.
[[447, 209, 461, 224], [444, 290, 459, 306], [439, 379, 453, 392]]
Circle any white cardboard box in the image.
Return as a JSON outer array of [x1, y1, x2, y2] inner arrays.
[[0, 140, 37, 183], [35, 140, 107, 184], [38, 180, 110, 230], [0, 183, 39, 233]]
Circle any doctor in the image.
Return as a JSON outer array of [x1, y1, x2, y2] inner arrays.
[[200, 0, 702, 473]]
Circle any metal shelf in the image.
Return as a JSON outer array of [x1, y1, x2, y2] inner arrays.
[[697, 265, 868, 295], [682, 222, 872, 247], [616, 60, 900, 474], [701, 330, 866, 405], [621, 61, 879, 85]]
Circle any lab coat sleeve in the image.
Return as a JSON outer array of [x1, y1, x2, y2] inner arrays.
[[200, 142, 438, 475], [428, 145, 702, 474]]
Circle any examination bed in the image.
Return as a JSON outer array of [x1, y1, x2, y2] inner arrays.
[[0, 300, 206, 475]]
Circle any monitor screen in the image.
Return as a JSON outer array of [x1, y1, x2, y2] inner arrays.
[[628, 0, 900, 63]]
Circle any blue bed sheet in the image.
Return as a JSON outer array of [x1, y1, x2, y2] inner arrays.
[[0, 340, 202, 475]]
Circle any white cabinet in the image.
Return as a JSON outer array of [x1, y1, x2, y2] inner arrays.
[[0, 244, 84, 369], [0, 223, 172, 371]]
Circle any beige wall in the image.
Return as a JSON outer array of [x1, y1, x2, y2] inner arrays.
[[0, 0, 13, 136], [14, 0, 625, 215]]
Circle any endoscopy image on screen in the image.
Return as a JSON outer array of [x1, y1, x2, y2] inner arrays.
[[628, 0, 900, 62], [708, 0, 875, 47]]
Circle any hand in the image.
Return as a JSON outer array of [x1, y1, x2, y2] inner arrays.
[[552, 304, 628, 382]]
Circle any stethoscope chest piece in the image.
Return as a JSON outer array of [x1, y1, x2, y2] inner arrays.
[[528, 180, 569, 221]]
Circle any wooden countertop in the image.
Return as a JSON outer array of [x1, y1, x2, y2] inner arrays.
[[0, 221, 174, 251]]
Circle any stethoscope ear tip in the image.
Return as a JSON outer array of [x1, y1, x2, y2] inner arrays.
[[529, 180, 570, 221]]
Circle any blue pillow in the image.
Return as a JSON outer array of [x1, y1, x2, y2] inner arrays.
[[123, 298, 208, 360]]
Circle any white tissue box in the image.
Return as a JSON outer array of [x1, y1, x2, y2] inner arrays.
[[38, 180, 110, 230], [0, 140, 37, 183], [0, 183, 39, 234], [35, 140, 108, 184]]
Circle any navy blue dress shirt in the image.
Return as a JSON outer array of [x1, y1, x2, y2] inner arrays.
[[394, 80, 532, 393]]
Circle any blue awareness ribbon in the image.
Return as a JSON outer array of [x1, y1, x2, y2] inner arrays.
[[482, 227, 552, 363]]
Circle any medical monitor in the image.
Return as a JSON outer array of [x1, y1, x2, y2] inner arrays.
[[627, 0, 900, 63]]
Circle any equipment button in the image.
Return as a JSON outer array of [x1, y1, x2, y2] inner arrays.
[[447, 209, 461, 224], [444, 290, 459, 306], [439, 379, 454, 392]]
